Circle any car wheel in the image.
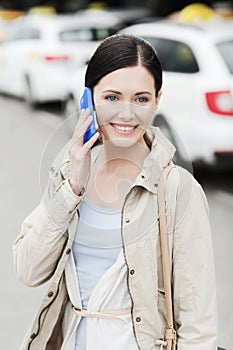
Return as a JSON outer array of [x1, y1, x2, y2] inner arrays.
[[153, 115, 192, 172], [62, 94, 79, 136], [24, 75, 36, 109]]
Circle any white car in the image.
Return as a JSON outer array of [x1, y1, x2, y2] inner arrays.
[[121, 20, 233, 169], [63, 20, 233, 169], [0, 13, 123, 106]]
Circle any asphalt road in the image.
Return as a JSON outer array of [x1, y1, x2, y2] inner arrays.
[[1, 95, 232, 349]]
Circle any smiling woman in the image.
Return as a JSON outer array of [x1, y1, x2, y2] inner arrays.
[[92, 66, 160, 150], [13, 34, 218, 350]]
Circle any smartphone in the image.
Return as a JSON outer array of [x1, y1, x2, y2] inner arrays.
[[80, 87, 97, 143]]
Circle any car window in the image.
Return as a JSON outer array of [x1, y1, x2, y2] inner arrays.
[[94, 28, 118, 40], [59, 28, 93, 42], [217, 40, 233, 74], [6, 27, 41, 41], [143, 36, 199, 73], [59, 27, 118, 42]]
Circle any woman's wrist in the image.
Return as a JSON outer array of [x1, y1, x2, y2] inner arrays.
[[68, 179, 83, 197]]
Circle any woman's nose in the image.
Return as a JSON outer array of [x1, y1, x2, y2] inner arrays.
[[118, 102, 135, 120]]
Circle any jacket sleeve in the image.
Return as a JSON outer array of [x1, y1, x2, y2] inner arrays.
[[13, 158, 84, 287], [172, 168, 218, 349]]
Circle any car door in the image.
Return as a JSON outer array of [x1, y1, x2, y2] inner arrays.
[[0, 25, 40, 97], [142, 36, 200, 127]]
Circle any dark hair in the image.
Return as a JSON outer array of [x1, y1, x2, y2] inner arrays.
[[85, 34, 162, 97]]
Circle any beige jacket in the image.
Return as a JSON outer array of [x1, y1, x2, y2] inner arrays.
[[13, 127, 217, 350]]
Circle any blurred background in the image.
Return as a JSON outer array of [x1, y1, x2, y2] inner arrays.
[[0, 0, 232, 349]]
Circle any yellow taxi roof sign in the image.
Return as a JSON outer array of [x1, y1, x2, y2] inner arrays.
[[28, 6, 57, 15], [87, 2, 109, 10], [0, 10, 25, 20], [178, 3, 215, 24]]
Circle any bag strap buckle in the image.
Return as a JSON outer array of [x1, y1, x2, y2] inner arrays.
[[165, 325, 177, 350]]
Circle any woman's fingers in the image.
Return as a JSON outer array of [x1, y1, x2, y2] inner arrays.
[[82, 130, 100, 152], [71, 106, 100, 151], [73, 108, 91, 139], [69, 107, 99, 160], [68, 111, 99, 195]]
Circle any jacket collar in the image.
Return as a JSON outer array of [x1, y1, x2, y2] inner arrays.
[[133, 126, 175, 194], [59, 127, 175, 194]]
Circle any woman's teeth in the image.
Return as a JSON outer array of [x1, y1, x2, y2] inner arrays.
[[114, 125, 135, 131]]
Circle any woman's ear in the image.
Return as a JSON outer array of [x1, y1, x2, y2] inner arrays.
[[155, 90, 162, 109]]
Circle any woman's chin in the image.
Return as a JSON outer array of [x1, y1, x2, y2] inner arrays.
[[103, 135, 139, 148]]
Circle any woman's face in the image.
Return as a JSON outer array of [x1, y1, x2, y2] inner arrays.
[[93, 65, 161, 148]]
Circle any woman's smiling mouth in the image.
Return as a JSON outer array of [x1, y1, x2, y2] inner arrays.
[[110, 123, 139, 135]]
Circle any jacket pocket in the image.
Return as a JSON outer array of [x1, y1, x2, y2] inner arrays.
[[157, 289, 166, 326]]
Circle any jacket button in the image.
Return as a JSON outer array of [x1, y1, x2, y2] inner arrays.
[[48, 291, 54, 298], [130, 269, 135, 275], [30, 333, 36, 339], [126, 218, 130, 223], [154, 183, 158, 187], [141, 175, 145, 179], [136, 317, 141, 322], [50, 166, 55, 174], [66, 248, 71, 255]]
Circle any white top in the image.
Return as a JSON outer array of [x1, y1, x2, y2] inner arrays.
[[73, 197, 123, 305], [73, 198, 122, 349], [62, 198, 138, 350]]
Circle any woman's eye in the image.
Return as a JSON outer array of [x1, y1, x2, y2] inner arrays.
[[137, 97, 148, 103], [106, 95, 117, 102]]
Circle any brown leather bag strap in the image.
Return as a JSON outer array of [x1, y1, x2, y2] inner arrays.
[[157, 162, 177, 350]]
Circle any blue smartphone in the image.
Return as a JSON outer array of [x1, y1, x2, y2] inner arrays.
[[80, 87, 97, 143]]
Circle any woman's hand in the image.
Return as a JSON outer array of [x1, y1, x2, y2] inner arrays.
[[68, 109, 100, 196]]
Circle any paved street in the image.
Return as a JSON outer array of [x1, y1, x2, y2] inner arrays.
[[0, 95, 232, 349]]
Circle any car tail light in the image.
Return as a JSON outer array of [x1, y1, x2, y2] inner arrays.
[[205, 90, 233, 116], [44, 55, 70, 62]]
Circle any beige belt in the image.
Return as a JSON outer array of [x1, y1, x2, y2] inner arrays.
[[72, 305, 131, 324], [155, 339, 167, 350]]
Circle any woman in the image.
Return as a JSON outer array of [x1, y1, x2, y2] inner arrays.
[[13, 34, 217, 349]]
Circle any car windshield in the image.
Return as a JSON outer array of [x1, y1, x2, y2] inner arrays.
[[59, 27, 117, 42], [217, 40, 233, 74], [141, 36, 199, 73]]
